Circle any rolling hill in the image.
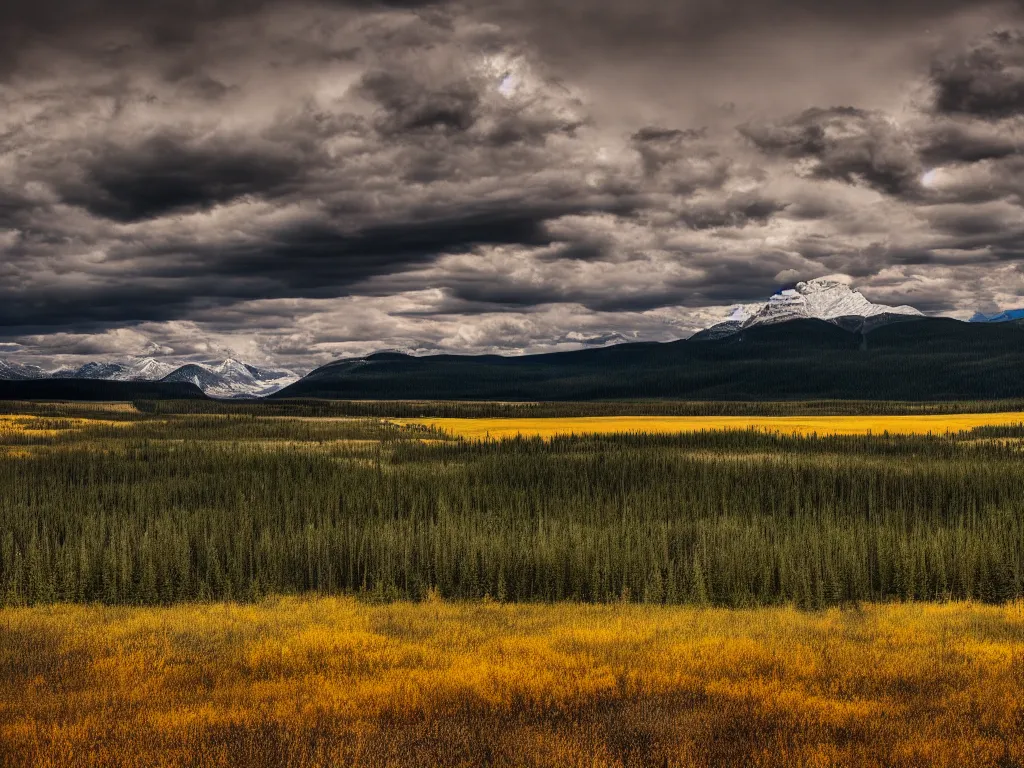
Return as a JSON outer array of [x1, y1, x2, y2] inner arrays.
[[0, 379, 206, 401], [274, 317, 1024, 402]]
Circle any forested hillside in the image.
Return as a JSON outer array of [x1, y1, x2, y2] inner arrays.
[[276, 318, 1024, 401], [0, 380, 205, 401]]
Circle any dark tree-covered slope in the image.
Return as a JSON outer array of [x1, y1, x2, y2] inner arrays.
[[0, 379, 206, 401], [275, 318, 1024, 401]]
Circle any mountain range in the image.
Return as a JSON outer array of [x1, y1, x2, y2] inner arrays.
[[0, 357, 298, 398], [969, 309, 1024, 323], [3, 279, 1024, 402], [275, 316, 1024, 401]]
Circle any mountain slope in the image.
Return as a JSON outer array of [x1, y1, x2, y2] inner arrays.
[[0, 379, 206, 401], [275, 317, 1024, 402], [52, 362, 130, 380], [695, 279, 921, 339], [970, 309, 1024, 323], [161, 359, 298, 397], [0, 360, 46, 380], [1, 355, 298, 398], [121, 357, 178, 381]]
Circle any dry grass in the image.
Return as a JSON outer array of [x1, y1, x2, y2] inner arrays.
[[2, 598, 1024, 767], [397, 413, 1024, 440], [0, 414, 133, 437], [0, 401, 140, 414]]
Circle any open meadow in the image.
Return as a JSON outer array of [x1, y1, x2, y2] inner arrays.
[[396, 412, 1024, 440], [3, 598, 1024, 768], [3, 400, 1024, 766]]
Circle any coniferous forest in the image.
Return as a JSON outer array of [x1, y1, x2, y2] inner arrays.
[[4, 402, 1024, 608]]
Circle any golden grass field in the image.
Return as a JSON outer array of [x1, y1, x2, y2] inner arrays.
[[2, 598, 1024, 767], [0, 414, 131, 435], [397, 412, 1024, 440]]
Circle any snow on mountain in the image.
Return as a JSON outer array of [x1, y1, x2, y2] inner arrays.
[[0, 359, 45, 380], [31, 358, 177, 381], [161, 359, 299, 397], [689, 320, 745, 341], [742, 279, 922, 328], [119, 357, 178, 381], [212, 358, 259, 387], [161, 364, 230, 394], [0, 354, 297, 397], [695, 278, 922, 339], [52, 362, 130, 379], [243, 363, 294, 382], [726, 304, 759, 323], [970, 309, 1024, 323]]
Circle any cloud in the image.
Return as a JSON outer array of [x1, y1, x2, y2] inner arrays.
[[58, 133, 312, 222], [931, 30, 1024, 119], [740, 107, 924, 197], [2, 2, 1024, 367], [359, 68, 481, 135], [918, 120, 1022, 164]]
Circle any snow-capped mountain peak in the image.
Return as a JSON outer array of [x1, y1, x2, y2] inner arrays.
[[726, 305, 755, 323], [122, 357, 178, 381], [211, 358, 258, 384], [742, 278, 922, 329], [161, 359, 299, 397], [0, 359, 45, 380], [693, 278, 923, 339]]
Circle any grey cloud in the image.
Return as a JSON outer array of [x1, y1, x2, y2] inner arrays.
[[918, 121, 1022, 165], [0, 194, 637, 331], [483, 0, 996, 63], [931, 30, 1024, 119], [58, 133, 312, 222], [741, 107, 923, 196], [3, 2, 1024, 366], [631, 127, 714, 180], [359, 69, 481, 135], [679, 195, 788, 230]]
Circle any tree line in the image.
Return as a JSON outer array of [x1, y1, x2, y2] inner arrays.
[[2, 412, 1024, 608]]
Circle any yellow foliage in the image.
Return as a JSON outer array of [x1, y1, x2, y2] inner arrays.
[[398, 412, 1024, 440], [2, 598, 1024, 767], [0, 414, 132, 437]]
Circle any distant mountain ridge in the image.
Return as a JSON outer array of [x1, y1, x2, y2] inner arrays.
[[275, 317, 1024, 402], [0, 360, 46, 380], [970, 309, 1024, 323], [0, 357, 298, 398], [3, 278, 1024, 402], [0, 379, 206, 401]]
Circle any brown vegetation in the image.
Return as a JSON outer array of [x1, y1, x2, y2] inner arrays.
[[2, 598, 1024, 767]]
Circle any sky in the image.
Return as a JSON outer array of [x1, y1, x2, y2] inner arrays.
[[1, 0, 1024, 369]]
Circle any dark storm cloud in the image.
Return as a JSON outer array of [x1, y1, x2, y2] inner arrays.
[[231, 205, 584, 283], [485, 0, 994, 60], [59, 134, 312, 222], [918, 121, 1022, 164], [740, 107, 923, 197], [631, 127, 712, 179], [679, 195, 788, 230], [3, 0, 1024, 365], [0, 196, 634, 330], [931, 30, 1024, 119], [0, 190, 36, 228], [0, 0, 444, 42], [359, 69, 481, 135]]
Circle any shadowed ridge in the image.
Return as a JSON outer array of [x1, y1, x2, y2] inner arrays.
[[274, 316, 1024, 402], [0, 379, 207, 401]]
